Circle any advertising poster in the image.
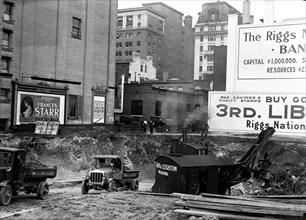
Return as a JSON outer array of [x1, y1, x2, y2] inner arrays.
[[93, 96, 105, 123], [238, 23, 306, 79], [16, 91, 65, 125], [208, 92, 306, 135]]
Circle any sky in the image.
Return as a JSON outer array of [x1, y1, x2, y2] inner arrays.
[[118, 0, 306, 25]]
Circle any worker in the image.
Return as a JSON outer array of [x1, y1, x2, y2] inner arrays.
[[148, 120, 154, 134], [14, 154, 23, 180], [122, 148, 133, 170]]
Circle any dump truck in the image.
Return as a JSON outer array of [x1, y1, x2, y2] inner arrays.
[[81, 155, 139, 194], [0, 147, 57, 205]]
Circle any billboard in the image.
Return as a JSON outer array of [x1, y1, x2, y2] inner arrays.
[[16, 91, 65, 125], [208, 92, 306, 135], [93, 96, 105, 123], [238, 23, 306, 79]]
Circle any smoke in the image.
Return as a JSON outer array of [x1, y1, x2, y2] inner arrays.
[[183, 107, 208, 128]]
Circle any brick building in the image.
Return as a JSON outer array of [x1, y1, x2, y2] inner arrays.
[[0, 0, 117, 132], [123, 82, 208, 130]]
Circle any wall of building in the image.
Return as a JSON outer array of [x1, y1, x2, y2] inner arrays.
[[129, 52, 156, 82], [0, 0, 117, 131]]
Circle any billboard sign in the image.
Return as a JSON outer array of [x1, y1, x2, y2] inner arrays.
[[16, 91, 65, 125], [93, 96, 105, 123], [238, 23, 306, 79], [208, 92, 306, 135]]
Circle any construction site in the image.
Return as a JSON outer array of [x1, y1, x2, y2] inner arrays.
[[0, 126, 305, 219]]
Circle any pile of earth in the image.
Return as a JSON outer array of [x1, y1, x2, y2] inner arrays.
[[0, 127, 305, 195]]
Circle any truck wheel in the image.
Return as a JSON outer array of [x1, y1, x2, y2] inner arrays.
[[130, 179, 139, 191], [81, 180, 89, 194], [107, 181, 117, 192], [37, 182, 49, 200], [0, 185, 12, 206]]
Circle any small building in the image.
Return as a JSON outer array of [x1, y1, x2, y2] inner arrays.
[[152, 154, 235, 195]]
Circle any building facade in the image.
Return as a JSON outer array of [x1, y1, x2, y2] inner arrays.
[[0, 0, 117, 132], [117, 3, 194, 81], [194, 1, 242, 83], [116, 7, 165, 79]]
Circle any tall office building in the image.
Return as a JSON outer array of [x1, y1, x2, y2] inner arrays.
[[116, 7, 165, 79], [0, 0, 117, 131], [194, 1, 242, 84]]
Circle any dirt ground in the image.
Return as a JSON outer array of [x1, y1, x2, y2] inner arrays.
[[1, 182, 184, 220]]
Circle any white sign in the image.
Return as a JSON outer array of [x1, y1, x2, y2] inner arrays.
[[93, 96, 105, 123], [208, 92, 306, 135], [238, 23, 306, 79]]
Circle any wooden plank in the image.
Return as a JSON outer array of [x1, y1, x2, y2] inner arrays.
[[174, 209, 285, 220], [174, 200, 304, 218], [181, 194, 306, 212]]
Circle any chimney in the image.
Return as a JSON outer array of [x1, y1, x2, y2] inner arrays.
[[242, 0, 250, 24], [170, 138, 179, 154], [264, 0, 275, 24], [182, 128, 188, 142]]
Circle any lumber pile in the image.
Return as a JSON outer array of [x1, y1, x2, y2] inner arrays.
[[172, 193, 306, 220]]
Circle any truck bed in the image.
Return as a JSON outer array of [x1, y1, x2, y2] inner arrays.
[[24, 166, 57, 179]]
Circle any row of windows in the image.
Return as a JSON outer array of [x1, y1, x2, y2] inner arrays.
[[199, 35, 225, 42], [199, 55, 214, 62], [199, 45, 215, 52], [199, 25, 226, 32], [158, 86, 183, 91], [199, 66, 214, 72]]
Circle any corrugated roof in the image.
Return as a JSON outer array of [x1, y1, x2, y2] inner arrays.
[[157, 154, 235, 167]]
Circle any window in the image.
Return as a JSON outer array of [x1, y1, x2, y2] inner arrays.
[[1, 57, 11, 73], [117, 16, 123, 28], [131, 100, 143, 115], [140, 65, 143, 72], [207, 66, 214, 72], [155, 101, 162, 116], [199, 56, 203, 62], [208, 35, 216, 41], [137, 41, 140, 46], [159, 86, 164, 89], [208, 45, 214, 51], [125, 41, 132, 47], [125, 50, 132, 56], [137, 23, 141, 27], [116, 51, 122, 56], [208, 26, 216, 31], [145, 65, 147, 73], [72, 17, 81, 39], [0, 88, 9, 102], [221, 35, 225, 41], [177, 86, 183, 91], [168, 86, 173, 91], [2, 30, 12, 50], [207, 55, 214, 62], [68, 95, 82, 119], [200, 46, 203, 52], [199, 66, 203, 72], [126, 15, 133, 28], [116, 42, 122, 48], [211, 14, 216, 21], [126, 33, 133, 38], [137, 32, 141, 37], [4, 2, 13, 22], [200, 36, 203, 42], [117, 33, 123, 39]]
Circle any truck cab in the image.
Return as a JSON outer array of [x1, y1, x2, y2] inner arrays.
[[0, 147, 57, 206]]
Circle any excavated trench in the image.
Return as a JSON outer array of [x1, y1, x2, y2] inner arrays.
[[1, 127, 306, 195]]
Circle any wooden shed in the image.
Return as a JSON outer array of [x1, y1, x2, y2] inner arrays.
[[152, 154, 236, 195]]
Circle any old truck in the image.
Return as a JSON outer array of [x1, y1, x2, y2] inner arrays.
[[0, 147, 57, 206], [81, 155, 139, 194]]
